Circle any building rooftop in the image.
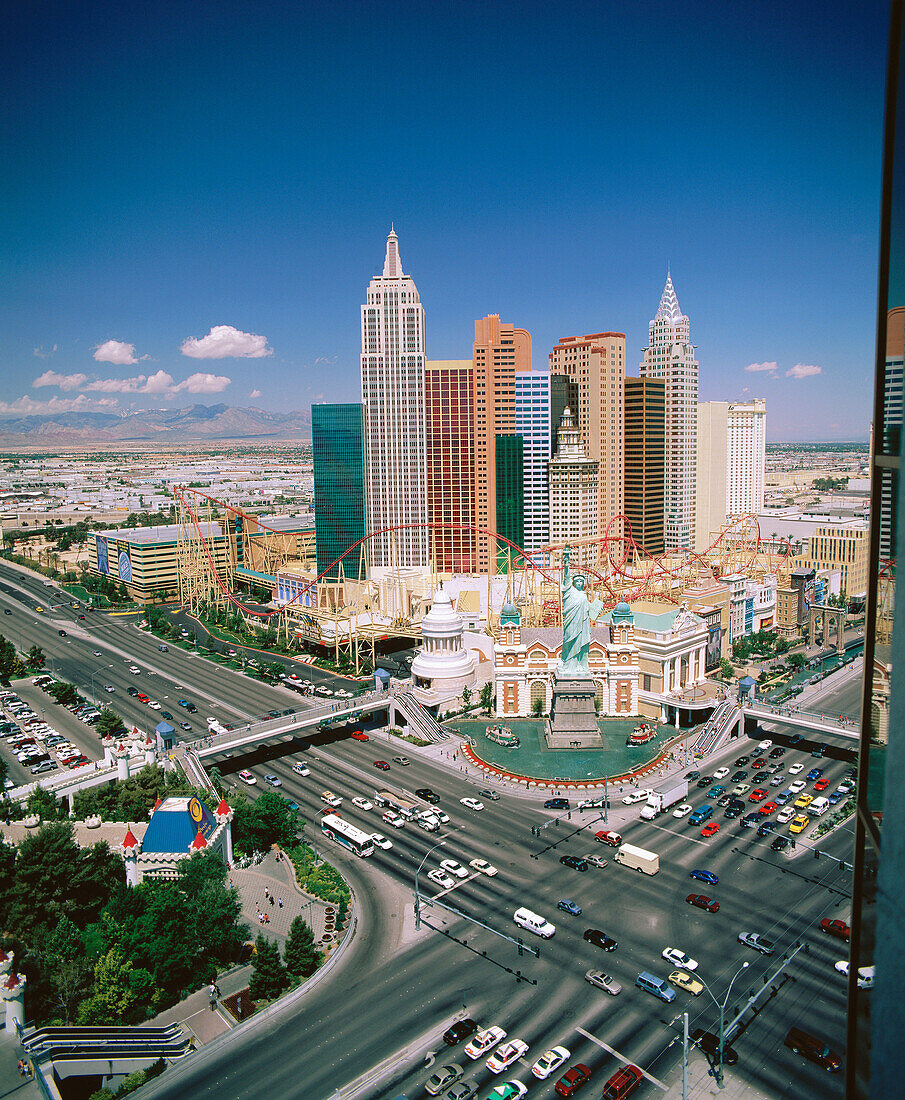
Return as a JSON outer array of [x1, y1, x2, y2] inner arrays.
[[141, 796, 217, 854], [102, 522, 222, 544]]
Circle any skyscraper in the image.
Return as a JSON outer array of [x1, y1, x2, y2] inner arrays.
[[312, 404, 367, 580], [640, 273, 698, 551], [360, 228, 428, 570], [425, 359, 476, 573], [548, 407, 598, 567], [548, 332, 625, 541], [472, 315, 532, 572], [624, 377, 665, 555], [516, 369, 551, 554], [726, 399, 767, 517], [695, 401, 728, 553]]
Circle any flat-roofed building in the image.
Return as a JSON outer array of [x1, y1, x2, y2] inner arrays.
[[88, 523, 229, 602]]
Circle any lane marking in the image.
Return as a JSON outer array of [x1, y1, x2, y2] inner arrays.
[[575, 1026, 667, 1090], [647, 822, 710, 847]]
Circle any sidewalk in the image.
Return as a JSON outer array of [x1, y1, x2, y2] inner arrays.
[[661, 1050, 780, 1100], [0, 1029, 43, 1100]]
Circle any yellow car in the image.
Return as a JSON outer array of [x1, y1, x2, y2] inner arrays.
[[794, 793, 813, 810], [669, 970, 704, 996], [790, 814, 810, 834]]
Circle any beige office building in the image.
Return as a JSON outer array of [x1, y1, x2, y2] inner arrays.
[[695, 401, 728, 552], [548, 331, 624, 540], [548, 408, 598, 567]]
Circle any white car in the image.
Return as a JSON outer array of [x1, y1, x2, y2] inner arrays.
[[147, 701, 161, 710], [238, 770, 256, 785], [439, 859, 469, 878], [789, 780, 807, 794], [777, 806, 796, 823], [673, 803, 693, 819], [713, 767, 730, 780], [622, 790, 649, 805], [369, 833, 393, 850], [292, 761, 310, 776], [835, 960, 874, 988], [788, 763, 804, 775], [757, 740, 773, 752], [382, 811, 405, 828], [104, 685, 115, 693], [486, 1085, 527, 1100], [584, 854, 608, 868], [531, 1045, 570, 1080], [427, 869, 456, 890], [128, 666, 140, 674], [352, 797, 374, 811], [459, 797, 484, 811], [487, 1039, 529, 1074], [662, 947, 698, 971], [469, 858, 498, 876], [464, 1026, 506, 1060]]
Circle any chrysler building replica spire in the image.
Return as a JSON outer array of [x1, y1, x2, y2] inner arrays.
[[360, 228, 429, 571], [640, 271, 698, 551]]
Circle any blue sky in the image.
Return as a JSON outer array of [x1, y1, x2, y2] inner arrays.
[[0, 0, 891, 440]]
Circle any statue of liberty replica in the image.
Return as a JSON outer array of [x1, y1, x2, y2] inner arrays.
[[545, 547, 605, 748]]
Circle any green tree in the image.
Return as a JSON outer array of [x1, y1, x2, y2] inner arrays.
[[531, 697, 544, 718], [248, 933, 289, 1001], [26, 786, 62, 821], [44, 915, 91, 1022], [26, 644, 46, 669], [77, 947, 143, 1024], [787, 653, 807, 670], [719, 657, 734, 680], [479, 682, 494, 715], [461, 685, 472, 709], [774, 636, 790, 654], [0, 636, 21, 681], [95, 708, 127, 740], [48, 681, 79, 707], [283, 916, 322, 978]]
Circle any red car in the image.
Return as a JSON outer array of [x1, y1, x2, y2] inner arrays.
[[595, 831, 623, 847], [601, 1064, 643, 1100], [137, 693, 150, 703], [686, 894, 719, 913], [751, 758, 766, 768], [820, 918, 851, 942], [373, 760, 390, 770], [758, 801, 779, 815], [555, 1062, 593, 1097], [701, 822, 721, 837], [350, 731, 370, 741], [814, 778, 831, 791], [748, 788, 768, 802]]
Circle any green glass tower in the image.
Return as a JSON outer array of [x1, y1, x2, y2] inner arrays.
[[495, 432, 524, 568], [312, 404, 367, 580]]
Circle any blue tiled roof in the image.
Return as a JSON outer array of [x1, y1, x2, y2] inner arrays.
[[142, 797, 216, 854]]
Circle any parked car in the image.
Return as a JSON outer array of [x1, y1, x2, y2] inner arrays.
[[584, 970, 622, 995]]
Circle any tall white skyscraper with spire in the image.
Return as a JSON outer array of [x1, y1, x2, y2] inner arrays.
[[640, 272, 698, 551], [360, 228, 429, 570]]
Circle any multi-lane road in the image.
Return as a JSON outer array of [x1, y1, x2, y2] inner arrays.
[[0, 561, 858, 1098]]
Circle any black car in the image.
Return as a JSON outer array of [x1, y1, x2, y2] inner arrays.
[[753, 770, 769, 782], [734, 756, 750, 766], [186, 703, 197, 713], [741, 812, 761, 828], [771, 835, 790, 852], [415, 788, 440, 804], [788, 734, 803, 746], [716, 794, 732, 807], [2, 609, 10, 615], [560, 855, 588, 871], [266, 709, 281, 719], [127, 686, 139, 697], [583, 928, 617, 950], [696, 776, 714, 788], [691, 1029, 739, 1065], [281, 708, 296, 716], [685, 770, 701, 781], [731, 770, 747, 781], [768, 746, 786, 758], [442, 1018, 477, 1046], [756, 822, 773, 838], [161, 711, 174, 721], [544, 797, 570, 810], [58, 629, 67, 637]]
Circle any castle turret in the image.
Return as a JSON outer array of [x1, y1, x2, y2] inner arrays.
[[120, 826, 142, 887], [215, 797, 234, 867]]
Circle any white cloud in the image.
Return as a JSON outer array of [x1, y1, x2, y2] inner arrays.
[[249, 388, 262, 399], [142, 370, 178, 394], [172, 372, 231, 394], [180, 325, 272, 359], [745, 361, 778, 373], [33, 344, 58, 358], [93, 339, 141, 365], [33, 370, 89, 391], [0, 394, 118, 415], [786, 363, 822, 379]]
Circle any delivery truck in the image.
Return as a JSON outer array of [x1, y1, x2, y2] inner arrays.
[[614, 843, 660, 875], [640, 778, 688, 821]]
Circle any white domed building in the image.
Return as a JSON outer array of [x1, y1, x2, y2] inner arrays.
[[410, 585, 477, 701]]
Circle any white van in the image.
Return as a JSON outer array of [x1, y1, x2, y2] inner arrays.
[[513, 907, 555, 938], [807, 796, 831, 817]]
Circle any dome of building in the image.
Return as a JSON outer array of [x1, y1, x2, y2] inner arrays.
[[500, 600, 520, 626], [410, 585, 476, 694], [611, 601, 634, 622]]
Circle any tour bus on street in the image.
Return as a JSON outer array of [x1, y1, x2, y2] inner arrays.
[[321, 813, 375, 857]]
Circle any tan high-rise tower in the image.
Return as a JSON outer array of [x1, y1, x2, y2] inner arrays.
[[548, 332, 625, 543], [472, 315, 532, 573]]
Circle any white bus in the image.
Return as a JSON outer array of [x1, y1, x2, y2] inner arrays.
[[321, 813, 375, 857]]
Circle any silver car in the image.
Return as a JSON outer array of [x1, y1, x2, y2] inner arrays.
[[425, 1063, 463, 1096], [585, 969, 622, 995]]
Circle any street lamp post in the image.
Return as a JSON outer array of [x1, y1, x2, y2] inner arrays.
[[698, 961, 749, 1087], [414, 839, 447, 931]]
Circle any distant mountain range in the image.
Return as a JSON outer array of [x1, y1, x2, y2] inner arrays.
[[0, 404, 312, 444]]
